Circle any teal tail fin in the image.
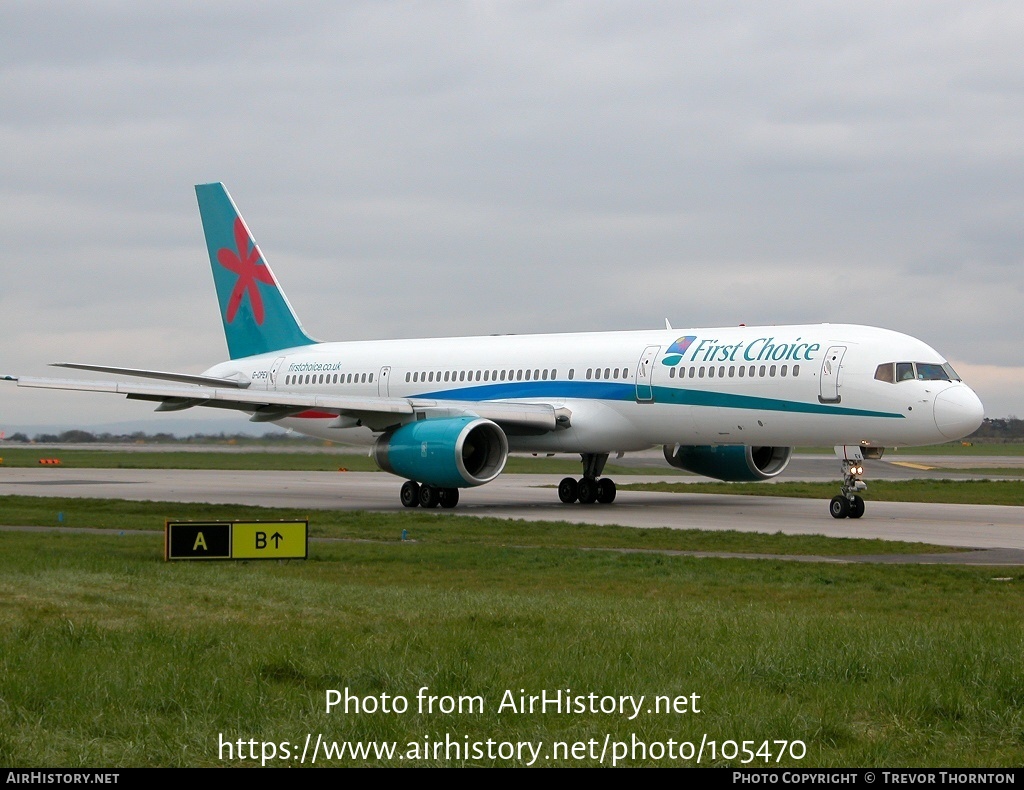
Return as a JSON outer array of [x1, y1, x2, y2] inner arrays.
[[195, 183, 317, 360]]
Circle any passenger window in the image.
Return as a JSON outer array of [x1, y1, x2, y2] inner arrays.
[[781, 365, 787, 377], [525, 369, 531, 381], [369, 373, 373, 383], [759, 366, 766, 377], [568, 369, 574, 380], [738, 366, 744, 378], [708, 366, 715, 378], [669, 368, 675, 378], [586, 369, 593, 380], [552, 369, 558, 379], [729, 366, 735, 377], [604, 368, 610, 379], [699, 367, 705, 378], [719, 366, 725, 378], [793, 364, 800, 376], [769, 365, 776, 377]]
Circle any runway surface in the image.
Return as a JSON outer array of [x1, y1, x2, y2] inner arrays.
[[2, 464, 1022, 555]]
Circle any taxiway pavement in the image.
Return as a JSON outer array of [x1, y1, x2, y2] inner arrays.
[[2, 465, 1021, 552]]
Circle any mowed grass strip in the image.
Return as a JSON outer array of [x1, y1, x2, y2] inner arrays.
[[619, 479, 1024, 507], [0, 494, 956, 556], [0, 530, 1022, 767], [797, 443, 1024, 456], [0, 447, 683, 475]]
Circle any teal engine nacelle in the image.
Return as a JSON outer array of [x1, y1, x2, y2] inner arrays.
[[663, 444, 792, 481], [373, 417, 509, 488]]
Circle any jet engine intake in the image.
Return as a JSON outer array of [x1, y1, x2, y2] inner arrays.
[[374, 417, 508, 488]]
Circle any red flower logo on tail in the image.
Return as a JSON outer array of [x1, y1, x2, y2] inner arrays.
[[217, 218, 275, 324]]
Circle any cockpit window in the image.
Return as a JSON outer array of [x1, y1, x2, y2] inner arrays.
[[878, 361, 963, 384], [874, 363, 894, 383], [916, 363, 951, 382]]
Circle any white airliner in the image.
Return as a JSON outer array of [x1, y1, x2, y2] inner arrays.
[[3, 184, 985, 519]]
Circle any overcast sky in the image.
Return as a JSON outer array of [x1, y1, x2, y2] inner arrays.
[[2, 1, 1022, 433]]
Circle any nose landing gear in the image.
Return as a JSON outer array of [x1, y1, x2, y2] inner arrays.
[[829, 446, 877, 519]]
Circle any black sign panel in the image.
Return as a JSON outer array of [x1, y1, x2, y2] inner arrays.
[[166, 522, 231, 560]]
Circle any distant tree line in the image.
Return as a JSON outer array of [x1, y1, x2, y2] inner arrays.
[[968, 417, 1024, 441], [2, 430, 322, 445]]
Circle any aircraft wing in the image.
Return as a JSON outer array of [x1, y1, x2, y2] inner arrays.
[[2, 375, 569, 433]]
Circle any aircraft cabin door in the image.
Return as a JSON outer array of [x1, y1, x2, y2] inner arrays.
[[635, 345, 661, 403], [818, 346, 846, 403], [268, 357, 286, 391], [377, 366, 391, 397]]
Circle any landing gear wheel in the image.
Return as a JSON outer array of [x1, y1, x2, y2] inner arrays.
[[596, 478, 616, 504], [438, 488, 460, 509], [848, 495, 865, 519], [418, 485, 440, 509], [400, 481, 420, 508], [558, 477, 579, 504], [829, 495, 850, 519], [577, 478, 598, 504]]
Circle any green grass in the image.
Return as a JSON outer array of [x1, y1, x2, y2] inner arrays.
[[0, 448, 381, 471], [0, 448, 682, 475], [933, 467, 1024, 477], [1, 528, 1023, 767], [619, 480, 1024, 507], [0, 495, 955, 555], [798, 443, 1024, 456]]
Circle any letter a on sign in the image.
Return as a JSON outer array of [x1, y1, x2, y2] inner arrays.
[[193, 532, 208, 551]]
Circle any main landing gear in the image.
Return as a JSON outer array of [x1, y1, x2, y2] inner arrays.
[[558, 453, 617, 505], [829, 452, 867, 519], [400, 480, 460, 509]]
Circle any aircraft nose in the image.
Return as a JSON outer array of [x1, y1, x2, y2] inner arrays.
[[933, 384, 985, 440]]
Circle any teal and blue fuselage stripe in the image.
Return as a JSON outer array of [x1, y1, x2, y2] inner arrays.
[[411, 381, 904, 419]]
